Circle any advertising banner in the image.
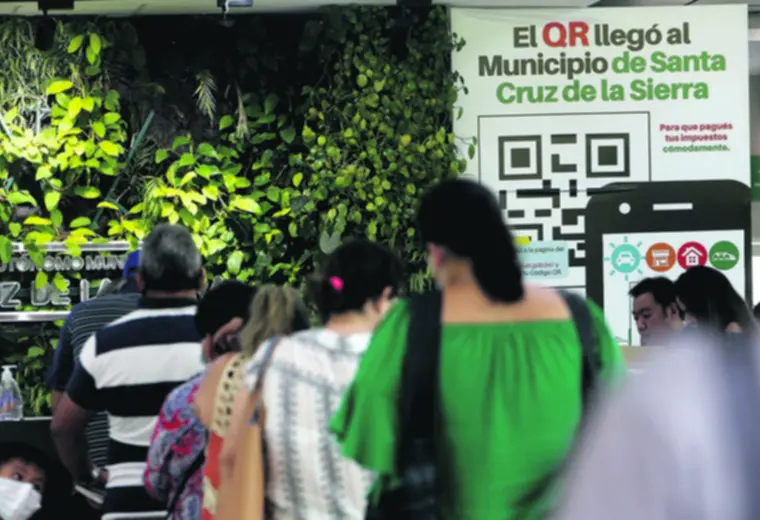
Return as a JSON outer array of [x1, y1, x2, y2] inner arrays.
[[451, 6, 751, 344]]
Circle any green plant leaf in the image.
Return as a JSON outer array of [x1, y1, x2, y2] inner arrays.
[[74, 186, 101, 199], [46, 80, 74, 95], [67, 35, 84, 53], [89, 33, 102, 54], [280, 126, 296, 144], [99, 141, 120, 156], [24, 216, 51, 226], [264, 94, 279, 115], [69, 217, 91, 228], [6, 192, 37, 206], [0, 236, 12, 264], [219, 115, 234, 130], [197, 143, 217, 158], [44, 191, 61, 211], [292, 172, 303, 187], [97, 201, 120, 211], [230, 197, 261, 214], [34, 271, 48, 290], [92, 121, 106, 138], [226, 250, 244, 275], [35, 166, 52, 181], [103, 112, 121, 125]]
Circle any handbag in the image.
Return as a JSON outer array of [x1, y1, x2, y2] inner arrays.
[[216, 336, 279, 520], [365, 290, 443, 520]]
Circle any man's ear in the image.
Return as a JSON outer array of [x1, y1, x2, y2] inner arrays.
[[198, 268, 206, 291], [135, 273, 146, 293], [665, 303, 680, 320]]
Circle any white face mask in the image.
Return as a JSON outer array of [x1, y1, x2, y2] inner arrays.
[[0, 478, 42, 520]]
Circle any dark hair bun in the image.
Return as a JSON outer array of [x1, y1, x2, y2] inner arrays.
[[309, 240, 403, 323]]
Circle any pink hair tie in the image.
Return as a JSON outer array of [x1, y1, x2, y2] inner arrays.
[[328, 276, 344, 292]]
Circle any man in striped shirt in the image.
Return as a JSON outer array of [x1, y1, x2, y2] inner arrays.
[[52, 224, 205, 520], [46, 250, 141, 473]]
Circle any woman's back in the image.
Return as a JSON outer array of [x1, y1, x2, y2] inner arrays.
[[331, 286, 624, 519], [245, 329, 375, 519]]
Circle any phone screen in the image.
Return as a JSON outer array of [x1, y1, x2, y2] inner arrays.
[[602, 229, 745, 345]]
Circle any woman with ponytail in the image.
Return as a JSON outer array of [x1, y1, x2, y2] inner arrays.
[[330, 178, 625, 519]]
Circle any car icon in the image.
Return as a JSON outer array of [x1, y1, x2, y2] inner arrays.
[[616, 251, 636, 266]]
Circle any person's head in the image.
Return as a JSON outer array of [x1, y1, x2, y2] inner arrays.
[[195, 280, 257, 363], [119, 250, 141, 293], [239, 284, 311, 356], [0, 443, 47, 494], [137, 224, 204, 296], [675, 266, 755, 334], [628, 277, 682, 345], [417, 178, 523, 302], [308, 240, 403, 326]]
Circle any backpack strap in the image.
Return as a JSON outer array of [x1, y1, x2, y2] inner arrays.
[[166, 446, 206, 518], [514, 291, 601, 515], [396, 291, 443, 467], [560, 291, 601, 407]]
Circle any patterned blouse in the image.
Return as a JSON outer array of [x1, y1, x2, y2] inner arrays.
[[145, 372, 206, 520], [243, 329, 375, 520]]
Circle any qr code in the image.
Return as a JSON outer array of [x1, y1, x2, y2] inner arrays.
[[477, 112, 651, 273]]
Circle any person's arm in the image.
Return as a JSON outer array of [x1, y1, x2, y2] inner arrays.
[[50, 334, 100, 482], [46, 314, 75, 412], [144, 392, 180, 502], [587, 300, 627, 384]]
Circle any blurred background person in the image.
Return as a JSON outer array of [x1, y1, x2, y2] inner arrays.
[[51, 224, 205, 520], [628, 277, 683, 346], [195, 284, 310, 520], [330, 179, 625, 519], [217, 239, 403, 519], [144, 280, 255, 519], [556, 330, 759, 519], [675, 265, 757, 337]]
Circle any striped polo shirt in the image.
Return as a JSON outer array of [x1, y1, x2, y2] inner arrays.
[[66, 297, 204, 520], [46, 291, 140, 467]]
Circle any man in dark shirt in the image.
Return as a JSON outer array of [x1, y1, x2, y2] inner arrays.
[[46, 250, 141, 470]]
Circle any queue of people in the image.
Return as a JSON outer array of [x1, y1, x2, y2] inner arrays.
[[8, 177, 755, 520]]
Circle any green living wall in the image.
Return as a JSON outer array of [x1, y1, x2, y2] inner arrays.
[[0, 7, 468, 414]]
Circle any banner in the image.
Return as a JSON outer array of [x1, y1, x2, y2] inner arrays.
[[451, 6, 751, 344]]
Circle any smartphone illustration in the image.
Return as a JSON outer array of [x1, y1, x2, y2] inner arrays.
[[585, 180, 751, 345]]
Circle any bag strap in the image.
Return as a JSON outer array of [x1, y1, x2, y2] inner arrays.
[[397, 290, 443, 466], [248, 335, 280, 426], [513, 291, 601, 515], [560, 291, 601, 407], [721, 335, 760, 517], [165, 447, 206, 517]]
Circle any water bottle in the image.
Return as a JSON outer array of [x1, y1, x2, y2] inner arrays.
[[0, 365, 23, 420]]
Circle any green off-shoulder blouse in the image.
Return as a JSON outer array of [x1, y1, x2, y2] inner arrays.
[[330, 298, 625, 520]]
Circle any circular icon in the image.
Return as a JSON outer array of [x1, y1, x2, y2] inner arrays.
[[645, 243, 675, 272], [677, 241, 707, 270], [610, 243, 641, 274], [708, 240, 740, 270]]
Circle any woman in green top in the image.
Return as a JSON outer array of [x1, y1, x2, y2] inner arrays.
[[331, 178, 625, 519]]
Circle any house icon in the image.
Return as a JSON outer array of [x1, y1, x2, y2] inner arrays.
[[680, 246, 704, 267]]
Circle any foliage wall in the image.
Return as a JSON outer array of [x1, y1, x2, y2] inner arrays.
[[0, 7, 467, 414]]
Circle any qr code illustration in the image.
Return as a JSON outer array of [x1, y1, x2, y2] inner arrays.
[[476, 112, 651, 278]]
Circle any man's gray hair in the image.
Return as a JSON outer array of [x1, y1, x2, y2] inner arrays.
[[139, 224, 203, 292]]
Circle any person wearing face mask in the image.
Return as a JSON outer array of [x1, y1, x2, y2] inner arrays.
[[0, 443, 48, 520], [143, 280, 256, 520]]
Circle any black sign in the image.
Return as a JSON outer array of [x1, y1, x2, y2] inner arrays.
[[0, 242, 130, 315]]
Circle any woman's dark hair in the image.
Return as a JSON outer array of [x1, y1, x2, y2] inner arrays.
[[675, 266, 756, 335], [194, 280, 257, 338], [417, 178, 524, 303], [308, 240, 404, 323]]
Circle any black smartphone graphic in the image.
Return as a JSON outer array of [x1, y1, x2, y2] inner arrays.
[[585, 180, 751, 345]]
